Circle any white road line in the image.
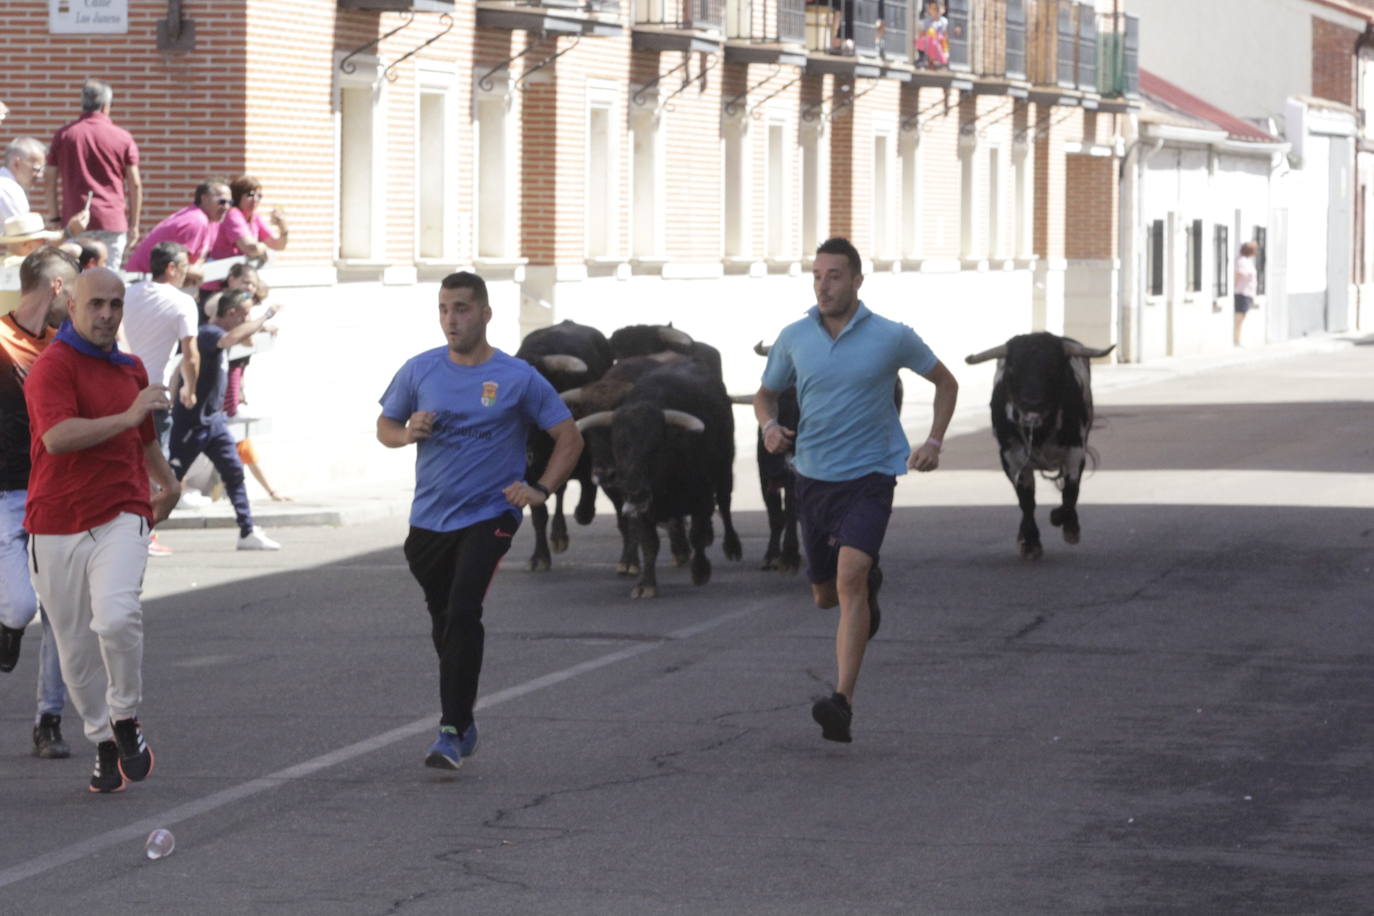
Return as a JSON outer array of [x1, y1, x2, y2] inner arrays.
[[0, 606, 755, 889]]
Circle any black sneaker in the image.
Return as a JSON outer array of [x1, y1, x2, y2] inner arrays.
[[811, 692, 853, 743], [89, 740, 126, 793], [33, 713, 70, 759], [111, 717, 154, 782], [0, 623, 23, 672], [867, 565, 883, 639]]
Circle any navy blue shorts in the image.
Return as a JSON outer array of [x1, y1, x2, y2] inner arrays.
[[1234, 293, 1253, 314], [794, 472, 896, 585]]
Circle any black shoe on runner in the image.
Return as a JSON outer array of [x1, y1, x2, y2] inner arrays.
[[89, 740, 126, 793], [33, 713, 70, 759], [867, 566, 882, 639], [811, 692, 853, 743], [112, 717, 154, 782], [0, 623, 23, 672]]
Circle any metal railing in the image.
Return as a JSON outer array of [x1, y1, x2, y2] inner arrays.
[[805, 0, 880, 57], [880, 0, 907, 63], [726, 0, 805, 44], [635, 0, 724, 30], [517, 0, 621, 10]]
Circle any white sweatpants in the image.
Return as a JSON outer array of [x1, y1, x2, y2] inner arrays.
[[30, 512, 149, 744]]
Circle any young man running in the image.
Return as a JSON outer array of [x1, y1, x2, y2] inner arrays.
[[377, 272, 583, 769], [754, 238, 959, 743]]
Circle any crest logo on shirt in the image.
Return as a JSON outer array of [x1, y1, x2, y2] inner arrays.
[[481, 381, 499, 407]]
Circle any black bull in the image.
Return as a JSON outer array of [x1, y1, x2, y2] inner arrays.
[[965, 332, 1114, 560]]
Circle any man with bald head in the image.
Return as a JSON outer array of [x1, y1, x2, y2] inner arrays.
[[23, 266, 179, 793]]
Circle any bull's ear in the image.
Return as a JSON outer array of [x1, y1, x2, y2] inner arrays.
[[965, 344, 1008, 365], [541, 354, 589, 375], [576, 411, 616, 432], [662, 409, 706, 433], [1063, 341, 1116, 359], [753, 340, 772, 356]]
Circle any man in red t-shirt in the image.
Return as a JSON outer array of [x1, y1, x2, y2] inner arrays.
[[24, 266, 179, 794], [44, 79, 143, 270]]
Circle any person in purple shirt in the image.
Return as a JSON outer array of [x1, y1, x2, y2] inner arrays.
[[124, 179, 230, 282]]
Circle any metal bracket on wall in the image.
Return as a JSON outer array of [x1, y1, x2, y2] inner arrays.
[[514, 35, 582, 92], [478, 36, 553, 93], [157, 0, 196, 52], [657, 52, 720, 115], [900, 91, 952, 133], [1014, 105, 1078, 144], [341, 11, 416, 76], [632, 54, 693, 109], [385, 12, 455, 83], [825, 78, 878, 121], [747, 74, 802, 120], [802, 81, 850, 122], [723, 63, 781, 118]]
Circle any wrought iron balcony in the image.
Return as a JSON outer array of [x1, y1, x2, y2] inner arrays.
[[804, 0, 880, 58], [727, 0, 805, 45], [635, 0, 724, 31], [339, 0, 453, 10], [524, 0, 621, 10], [879, 0, 906, 63]]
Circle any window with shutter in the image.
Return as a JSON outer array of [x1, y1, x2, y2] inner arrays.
[[1006, 0, 1026, 80], [947, 0, 970, 72]]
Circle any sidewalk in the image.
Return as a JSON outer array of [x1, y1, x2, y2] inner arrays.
[[160, 330, 1367, 531]]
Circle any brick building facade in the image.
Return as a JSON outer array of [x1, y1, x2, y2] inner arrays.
[[0, 0, 1139, 495]]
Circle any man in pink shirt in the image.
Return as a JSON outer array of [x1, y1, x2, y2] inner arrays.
[[45, 80, 143, 270], [124, 180, 231, 281]]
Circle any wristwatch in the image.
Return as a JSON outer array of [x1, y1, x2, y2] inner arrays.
[[528, 481, 551, 497]]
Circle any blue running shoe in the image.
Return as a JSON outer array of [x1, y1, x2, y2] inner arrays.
[[425, 728, 463, 770], [424, 722, 478, 769]]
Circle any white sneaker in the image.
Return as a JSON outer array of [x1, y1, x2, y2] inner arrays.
[[237, 527, 282, 551], [177, 488, 212, 510]]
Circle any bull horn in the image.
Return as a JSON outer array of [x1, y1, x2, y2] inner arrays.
[[964, 344, 1008, 365], [662, 409, 705, 433], [541, 354, 589, 375], [576, 410, 616, 432], [728, 393, 755, 405], [753, 340, 772, 356], [559, 387, 584, 405], [1063, 341, 1117, 360], [658, 326, 694, 349]]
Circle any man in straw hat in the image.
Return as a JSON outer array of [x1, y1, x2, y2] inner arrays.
[[1, 213, 64, 317]]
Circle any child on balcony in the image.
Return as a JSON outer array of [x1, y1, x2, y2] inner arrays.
[[915, 0, 948, 68]]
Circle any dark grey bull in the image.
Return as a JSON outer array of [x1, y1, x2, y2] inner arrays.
[[965, 332, 1114, 560], [515, 320, 613, 570], [577, 361, 741, 598]]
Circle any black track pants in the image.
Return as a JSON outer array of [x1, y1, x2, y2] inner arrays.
[[403, 513, 518, 731]]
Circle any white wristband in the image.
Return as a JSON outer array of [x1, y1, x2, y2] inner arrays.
[[925, 436, 943, 450], [762, 419, 779, 434]]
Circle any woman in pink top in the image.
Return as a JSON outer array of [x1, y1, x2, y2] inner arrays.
[[209, 175, 289, 262], [1233, 240, 1259, 346]]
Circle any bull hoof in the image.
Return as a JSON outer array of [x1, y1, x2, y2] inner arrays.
[[574, 506, 595, 526], [1063, 527, 1081, 545], [760, 551, 779, 571], [630, 584, 657, 599], [723, 532, 742, 562], [529, 555, 551, 572], [670, 552, 690, 568], [551, 534, 569, 554], [616, 562, 640, 577], [778, 554, 801, 575], [691, 554, 712, 586], [1018, 540, 1043, 561]]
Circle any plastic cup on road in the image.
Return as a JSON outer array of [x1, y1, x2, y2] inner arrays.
[[144, 828, 175, 860]]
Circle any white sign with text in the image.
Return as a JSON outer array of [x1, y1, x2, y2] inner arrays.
[[49, 0, 129, 35]]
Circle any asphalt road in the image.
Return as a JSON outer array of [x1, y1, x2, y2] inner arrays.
[[2, 340, 1372, 915]]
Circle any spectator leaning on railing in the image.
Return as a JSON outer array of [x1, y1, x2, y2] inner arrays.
[[124, 179, 231, 284]]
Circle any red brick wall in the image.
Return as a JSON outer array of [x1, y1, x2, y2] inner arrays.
[[1313, 16, 1359, 105], [1065, 152, 1115, 259]]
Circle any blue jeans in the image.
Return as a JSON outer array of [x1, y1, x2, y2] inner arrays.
[[0, 490, 66, 719], [169, 415, 254, 536]]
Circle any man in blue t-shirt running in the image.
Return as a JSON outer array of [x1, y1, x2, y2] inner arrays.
[[378, 271, 583, 771], [754, 237, 959, 744]]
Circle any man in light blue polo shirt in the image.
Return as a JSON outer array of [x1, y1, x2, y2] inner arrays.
[[754, 237, 959, 744], [378, 271, 583, 770]]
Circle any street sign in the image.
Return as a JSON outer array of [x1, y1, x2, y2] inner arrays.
[[49, 0, 129, 34]]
